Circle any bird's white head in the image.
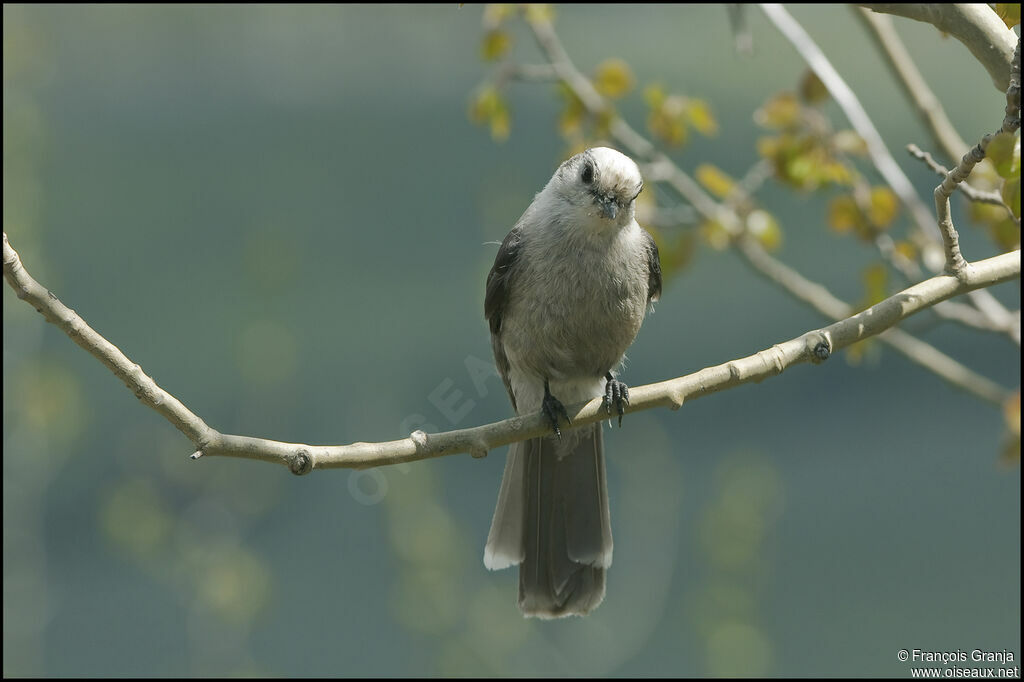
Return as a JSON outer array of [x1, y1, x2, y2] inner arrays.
[[544, 147, 644, 230]]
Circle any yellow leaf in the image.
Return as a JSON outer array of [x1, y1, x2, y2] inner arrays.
[[480, 29, 511, 61], [643, 84, 665, 109], [696, 163, 735, 199], [861, 263, 888, 307], [754, 92, 801, 130], [468, 86, 511, 141], [593, 58, 634, 99], [490, 108, 510, 142], [684, 99, 718, 136], [894, 240, 918, 262], [558, 86, 585, 136], [995, 3, 1021, 28], [1005, 391, 1021, 437], [867, 186, 899, 228], [468, 86, 499, 122], [798, 69, 829, 104], [820, 159, 856, 186], [648, 95, 688, 147], [828, 194, 861, 234], [1002, 178, 1021, 219], [756, 136, 779, 159], [595, 108, 616, 139]]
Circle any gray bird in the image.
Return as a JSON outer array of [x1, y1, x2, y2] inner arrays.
[[483, 147, 662, 617]]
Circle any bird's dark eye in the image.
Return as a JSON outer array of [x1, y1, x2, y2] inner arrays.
[[581, 162, 594, 185]]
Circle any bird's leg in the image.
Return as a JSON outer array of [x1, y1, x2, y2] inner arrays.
[[541, 379, 571, 440], [603, 372, 630, 427]]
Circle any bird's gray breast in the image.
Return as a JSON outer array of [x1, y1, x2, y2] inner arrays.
[[500, 221, 649, 381]]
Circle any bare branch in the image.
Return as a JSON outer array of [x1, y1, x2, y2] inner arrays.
[[858, 4, 1018, 92], [932, 36, 1020, 279], [1002, 38, 1021, 136], [855, 7, 969, 162], [496, 62, 557, 85], [3, 231, 1017, 474], [733, 236, 1012, 405], [2, 233, 217, 449]]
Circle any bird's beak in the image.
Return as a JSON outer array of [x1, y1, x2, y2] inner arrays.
[[597, 195, 619, 220]]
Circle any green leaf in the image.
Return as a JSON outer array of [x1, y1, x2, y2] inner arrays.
[[593, 58, 634, 99], [986, 131, 1020, 178]]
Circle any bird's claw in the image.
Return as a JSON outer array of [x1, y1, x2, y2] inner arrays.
[[603, 377, 630, 427], [542, 389, 571, 440]]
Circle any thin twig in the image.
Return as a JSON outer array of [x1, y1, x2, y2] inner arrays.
[[3, 232, 1017, 474], [933, 36, 1020, 279], [725, 4, 754, 56], [1001, 38, 1021, 136], [906, 144, 1009, 207]]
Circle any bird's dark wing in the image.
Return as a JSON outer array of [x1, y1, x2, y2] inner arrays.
[[643, 229, 662, 303], [485, 226, 524, 410]]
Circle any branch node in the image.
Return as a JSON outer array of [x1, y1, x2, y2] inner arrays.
[[668, 391, 685, 410], [190, 450, 204, 460], [289, 449, 313, 476], [727, 362, 742, 381], [410, 430, 429, 449], [812, 338, 832, 362], [469, 447, 488, 459]]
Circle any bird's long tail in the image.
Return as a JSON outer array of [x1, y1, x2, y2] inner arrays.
[[484, 423, 613, 617]]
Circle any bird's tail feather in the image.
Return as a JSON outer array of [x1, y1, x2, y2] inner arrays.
[[484, 423, 613, 618]]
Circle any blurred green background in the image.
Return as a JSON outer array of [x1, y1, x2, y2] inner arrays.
[[3, 4, 1019, 677]]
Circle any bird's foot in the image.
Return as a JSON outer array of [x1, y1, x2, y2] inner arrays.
[[542, 380, 571, 440], [603, 374, 630, 427]]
